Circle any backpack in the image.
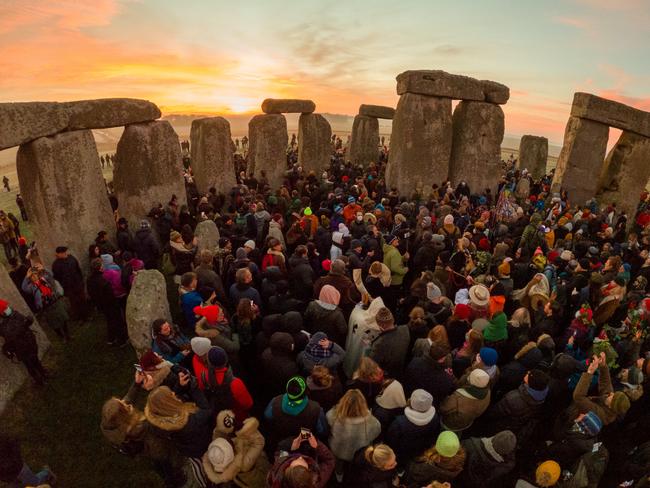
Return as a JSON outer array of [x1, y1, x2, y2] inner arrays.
[[201, 365, 235, 413]]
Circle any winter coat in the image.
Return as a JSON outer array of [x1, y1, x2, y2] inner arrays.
[[484, 383, 546, 435], [458, 436, 516, 487], [195, 265, 228, 305], [303, 300, 348, 347], [133, 228, 161, 269], [440, 385, 491, 431], [350, 448, 397, 488], [403, 355, 455, 406], [0, 310, 37, 360], [51, 255, 83, 293], [267, 440, 335, 488], [307, 375, 344, 412], [297, 340, 345, 374], [496, 342, 543, 396], [406, 446, 466, 485], [542, 428, 596, 469], [267, 220, 286, 250], [368, 325, 411, 380], [86, 269, 118, 312], [383, 244, 408, 286], [313, 274, 361, 316], [386, 409, 440, 465], [326, 409, 381, 461], [180, 289, 202, 330], [288, 254, 314, 300], [567, 367, 619, 426], [260, 332, 300, 397], [229, 283, 262, 311]]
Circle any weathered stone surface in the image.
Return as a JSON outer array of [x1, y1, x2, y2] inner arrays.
[[17, 130, 115, 268], [448, 101, 505, 193], [63, 98, 160, 130], [517, 135, 549, 180], [262, 99, 315, 114], [0, 263, 49, 414], [126, 270, 171, 355], [571, 92, 650, 138], [190, 117, 236, 194], [0, 102, 68, 150], [551, 116, 609, 205], [386, 93, 452, 195], [298, 113, 332, 173], [396, 70, 510, 104], [247, 114, 288, 189], [114, 121, 186, 229], [597, 131, 650, 218], [359, 104, 395, 119], [482, 80, 510, 104], [195, 220, 220, 254], [349, 115, 379, 167]]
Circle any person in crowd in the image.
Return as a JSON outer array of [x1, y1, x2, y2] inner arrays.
[[133, 219, 161, 270], [306, 365, 344, 412], [151, 318, 191, 366], [267, 431, 335, 488], [350, 443, 399, 488], [297, 332, 345, 374], [458, 429, 517, 487], [440, 369, 491, 433], [51, 246, 87, 321], [22, 264, 70, 341], [86, 258, 128, 346], [403, 344, 455, 407], [348, 356, 385, 405], [406, 430, 466, 486], [368, 307, 411, 380], [303, 284, 347, 346]]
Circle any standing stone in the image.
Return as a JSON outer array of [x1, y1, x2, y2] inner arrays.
[[248, 114, 288, 189], [298, 113, 332, 173], [190, 117, 235, 194], [517, 135, 549, 180], [114, 121, 186, 229], [63, 98, 161, 130], [0, 102, 68, 150], [386, 93, 452, 195], [349, 115, 379, 167], [126, 270, 171, 355], [16, 130, 115, 268], [597, 131, 650, 218], [0, 263, 49, 414], [448, 101, 504, 193], [195, 220, 220, 254], [551, 116, 609, 205]]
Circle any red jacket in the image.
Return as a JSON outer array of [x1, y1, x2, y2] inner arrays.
[[192, 355, 253, 421]]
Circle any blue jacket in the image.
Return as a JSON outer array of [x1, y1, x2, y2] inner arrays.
[[180, 290, 203, 330]]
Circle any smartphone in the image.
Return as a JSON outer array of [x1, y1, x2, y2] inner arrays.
[[134, 364, 143, 373], [300, 427, 311, 441]]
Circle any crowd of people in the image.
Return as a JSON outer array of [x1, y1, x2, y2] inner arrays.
[[2, 139, 650, 488]]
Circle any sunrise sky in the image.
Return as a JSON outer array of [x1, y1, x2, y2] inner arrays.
[[1, 0, 649, 144]]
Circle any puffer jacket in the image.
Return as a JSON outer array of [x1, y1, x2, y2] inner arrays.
[[326, 410, 381, 461], [484, 383, 547, 435], [440, 385, 491, 431], [383, 244, 408, 286], [495, 342, 543, 397], [406, 446, 466, 485], [458, 436, 516, 487], [303, 300, 348, 347], [260, 332, 299, 397]]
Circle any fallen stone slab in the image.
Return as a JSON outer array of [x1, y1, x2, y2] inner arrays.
[[349, 115, 379, 167], [396, 70, 509, 104], [517, 135, 548, 180], [571, 92, 650, 138], [359, 104, 395, 119], [298, 113, 332, 173], [126, 269, 171, 355], [190, 116, 236, 194], [63, 98, 161, 130], [0, 102, 68, 150], [262, 99, 316, 114]]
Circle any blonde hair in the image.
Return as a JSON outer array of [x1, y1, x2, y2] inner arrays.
[[364, 443, 395, 469], [466, 329, 484, 356], [334, 389, 369, 419], [101, 398, 145, 444], [510, 307, 531, 328], [428, 325, 450, 352], [353, 357, 382, 382], [144, 386, 198, 430], [310, 365, 333, 388]]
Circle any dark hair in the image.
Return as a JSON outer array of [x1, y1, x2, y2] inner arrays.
[[90, 258, 103, 271], [180, 272, 196, 288], [151, 318, 168, 335]]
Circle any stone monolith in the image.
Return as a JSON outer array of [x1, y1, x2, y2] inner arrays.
[[248, 114, 288, 189], [349, 115, 379, 167], [298, 113, 332, 173], [359, 105, 395, 119], [597, 131, 650, 218], [16, 130, 115, 267], [571, 92, 650, 138], [63, 98, 161, 130], [551, 116, 609, 205], [448, 101, 504, 193], [517, 135, 549, 180], [262, 99, 316, 114], [114, 121, 186, 229], [386, 93, 452, 195], [396, 70, 510, 104], [190, 117, 236, 194], [0, 263, 50, 414], [126, 269, 171, 355], [195, 220, 220, 254], [0, 102, 68, 150]]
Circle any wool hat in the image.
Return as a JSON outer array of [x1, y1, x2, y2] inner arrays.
[[469, 369, 490, 388], [427, 282, 442, 301], [207, 438, 234, 473], [610, 391, 631, 414], [375, 307, 395, 329], [350, 239, 363, 249], [330, 259, 346, 275], [435, 431, 460, 458], [444, 214, 454, 225], [321, 259, 332, 272], [191, 337, 212, 357], [304, 207, 312, 216], [244, 240, 255, 250], [55, 246, 68, 254], [492, 430, 517, 455], [348, 196, 355, 203], [626, 366, 644, 385], [469, 285, 490, 307], [471, 318, 489, 333], [319, 284, 341, 306], [536, 460, 561, 487], [552, 353, 580, 377], [208, 346, 228, 368], [454, 303, 471, 320], [0, 300, 8, 314], [527, 369, 550, 391], [455, 288, 470, 305], [235, 247, 247, 260], [479, 347, 498, 367], [576, 411, 602, 437], [140, 349, 163, 371], [286, 376, 307, 402], [193, 304, 220, 324], [409, 389, 434, 413], [498, 261, 511, 277], [537, 333, 555, 351]]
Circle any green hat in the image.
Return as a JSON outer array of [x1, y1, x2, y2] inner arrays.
[[435, 430, 460, 457], [286, 376, 306, 401], [304, 207, 312, 216]]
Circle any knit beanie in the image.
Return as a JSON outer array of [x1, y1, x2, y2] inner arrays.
[[375, 307, 395, 330], [454, 303, 471, 321], [191, 337, 212, 357], [626, 366, 644, 386], [208, 346, 228, 368], [535, 460, 561, 487], [492, 430, 517, 455], [479, 347, 498, 367], [575, 411, 602, 437], [193, 304, 220, 324], [286, 376, 307, 402], [207, 438, 235, 473], [610, 391, 631, 415], [527, 369, 550, 391], [435, 431, 460, 458], [469, 369, 490, 388], [139, 349, 163, 371], [444, 214, 454, 225]]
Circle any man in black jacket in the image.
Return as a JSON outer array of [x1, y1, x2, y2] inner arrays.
[[51, 246, 88, 321], [133, 219, 161, 270], [403, 343, 455, 407], [86, 258, 127, 346]]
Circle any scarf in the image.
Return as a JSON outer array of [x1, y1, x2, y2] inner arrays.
[[526, 385, 549, 402], [459, 385, 488, 400], [481, 436, 504, 463]]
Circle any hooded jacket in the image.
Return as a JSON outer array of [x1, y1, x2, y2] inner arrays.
[[260, 332, 300, 397], [304, 300, 348, 347], [440, 383, 491, 431], [458, 436, 516, 487], [297, 332, 345, 374], [133, 228, 161, 270], [383, 243, 408, 286], [385, 407, 440, 464]]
